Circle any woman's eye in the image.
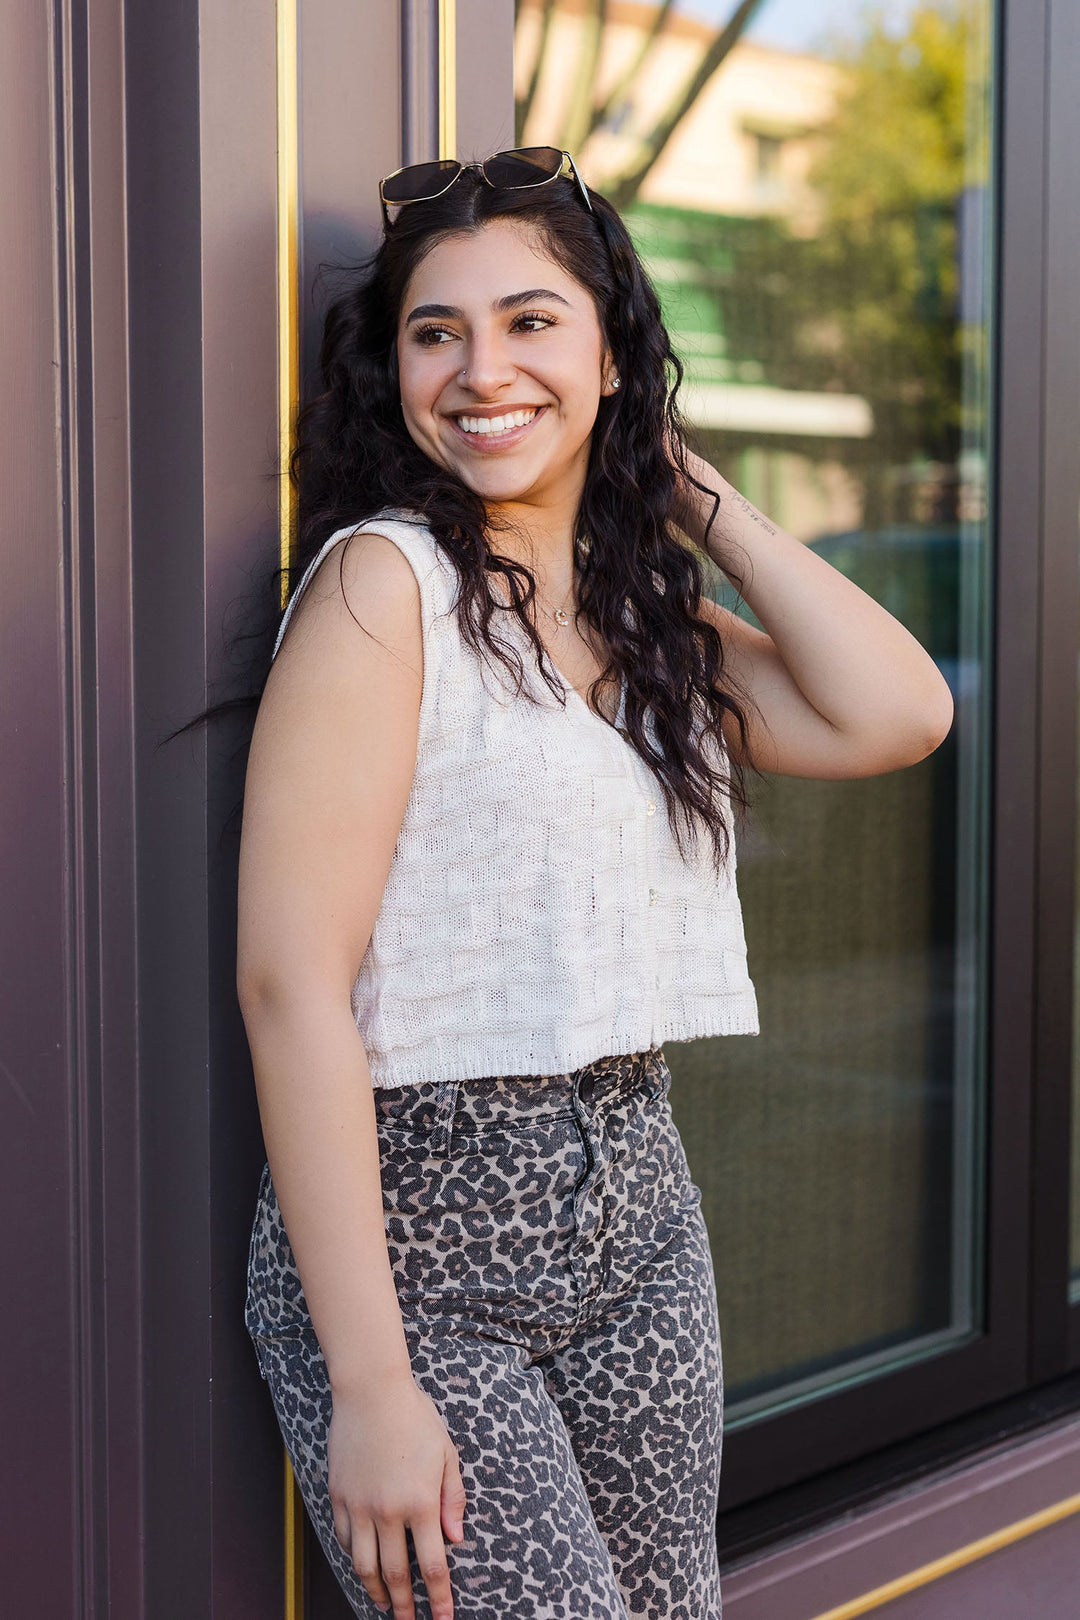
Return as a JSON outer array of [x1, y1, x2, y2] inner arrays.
[[412, 311, 556, 346], [414, 325, 454, 346]]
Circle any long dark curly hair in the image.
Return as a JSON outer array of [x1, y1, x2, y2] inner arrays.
[[174, 162, 765, 873]]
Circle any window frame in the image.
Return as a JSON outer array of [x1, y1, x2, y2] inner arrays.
[[1030, 0, 1080, 1382]]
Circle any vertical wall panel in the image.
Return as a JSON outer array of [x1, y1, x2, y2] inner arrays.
[[125, 0, 281, 1612], [456, 0, 515, 156], [991, 0, 1048, 1386], [0, 3, 77, 1613], [198, 4, 287, 1616], [125, 0, 214, 1601], [298, 0, 403, 384], [1033, 0, 1080, 1370], [79, 0, 144, 1609]]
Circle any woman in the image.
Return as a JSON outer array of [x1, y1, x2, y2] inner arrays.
[[238, 149, 953, 1620]]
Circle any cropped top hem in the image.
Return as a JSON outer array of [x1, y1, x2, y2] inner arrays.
[[362, 993, 761, 1090]]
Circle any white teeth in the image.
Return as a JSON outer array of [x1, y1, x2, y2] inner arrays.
[[455, 407, 539, 436]]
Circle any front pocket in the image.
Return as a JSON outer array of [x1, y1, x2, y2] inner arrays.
[[380, 1117, 585, 1310]]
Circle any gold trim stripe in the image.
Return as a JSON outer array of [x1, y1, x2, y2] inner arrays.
[[438, 0, 456, 160], [284, 1447, 305, 1619], [807, 1490, 1080, 1619], [277, 0, 300, 607], [275, 0, 303, 1603]]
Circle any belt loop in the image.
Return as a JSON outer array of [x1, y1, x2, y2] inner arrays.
[[645, 1045, 667, 1101], [431, 1077, 461, 1158]]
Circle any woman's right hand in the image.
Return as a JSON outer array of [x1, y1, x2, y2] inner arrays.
[[327, 1375, 467, 1620]]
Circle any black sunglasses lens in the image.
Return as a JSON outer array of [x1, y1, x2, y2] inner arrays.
[[382, 159, 461, 204], [483, 146, 565, 187]]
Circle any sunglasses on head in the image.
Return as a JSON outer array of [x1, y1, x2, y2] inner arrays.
[[378, 145, 593, 230]]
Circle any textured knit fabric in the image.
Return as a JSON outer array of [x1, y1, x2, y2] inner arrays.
[[271, 506, 759, 1088]]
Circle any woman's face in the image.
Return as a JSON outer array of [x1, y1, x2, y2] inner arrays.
[[395, 217, 617, 515]]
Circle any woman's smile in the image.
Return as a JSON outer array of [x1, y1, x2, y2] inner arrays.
[[446, 403, 550, 453]]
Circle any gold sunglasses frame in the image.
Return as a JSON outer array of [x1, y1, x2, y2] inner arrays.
[[378, 146, 594, 231]]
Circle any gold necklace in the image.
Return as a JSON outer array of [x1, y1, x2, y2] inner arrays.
[[542, 535, 590, 628]]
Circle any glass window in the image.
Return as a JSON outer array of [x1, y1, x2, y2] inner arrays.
[[515, 0, 996, 1425]]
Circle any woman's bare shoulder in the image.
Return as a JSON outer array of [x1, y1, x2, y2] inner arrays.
[[271, 528, 424, 674], [252, 525, 425, 786]]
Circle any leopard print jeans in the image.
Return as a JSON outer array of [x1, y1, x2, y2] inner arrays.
[[244, 1044, 725, 1618]]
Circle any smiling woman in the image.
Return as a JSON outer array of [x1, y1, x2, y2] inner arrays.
[[225, 151, 953, 1620]]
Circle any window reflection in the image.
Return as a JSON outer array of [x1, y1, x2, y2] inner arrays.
[[515, 0, 995, 1420]]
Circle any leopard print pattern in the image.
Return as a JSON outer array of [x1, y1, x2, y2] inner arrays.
[[245, 1045, 724, 1618]]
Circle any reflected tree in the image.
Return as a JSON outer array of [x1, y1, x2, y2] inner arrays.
[[515, 0, 766, 207]]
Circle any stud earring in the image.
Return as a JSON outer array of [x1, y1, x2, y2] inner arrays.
[[612, 375, 621, 390]]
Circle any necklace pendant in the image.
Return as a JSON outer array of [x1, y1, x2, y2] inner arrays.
[[553, 607, 570, 626]]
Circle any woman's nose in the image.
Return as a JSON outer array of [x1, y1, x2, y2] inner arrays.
[[458, 330, 517, 396]]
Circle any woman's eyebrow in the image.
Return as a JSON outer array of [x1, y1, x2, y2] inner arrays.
[[405, 288, 572, 326]]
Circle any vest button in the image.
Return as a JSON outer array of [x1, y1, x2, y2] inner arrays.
[[645, 800, 656, 815]]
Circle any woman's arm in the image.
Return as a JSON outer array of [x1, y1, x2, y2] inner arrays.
[[237, 532, 465, 1617], [238, 532, 421, 1393], [673, 450, 956, 779]]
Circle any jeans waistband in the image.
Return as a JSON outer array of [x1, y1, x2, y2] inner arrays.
[[372, 1045, 668, 1158]]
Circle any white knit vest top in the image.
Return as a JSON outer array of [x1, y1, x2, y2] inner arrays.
[[272, 507, 759, 1088]]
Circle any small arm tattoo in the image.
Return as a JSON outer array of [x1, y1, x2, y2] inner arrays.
[[727, 491, 778, 537]]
